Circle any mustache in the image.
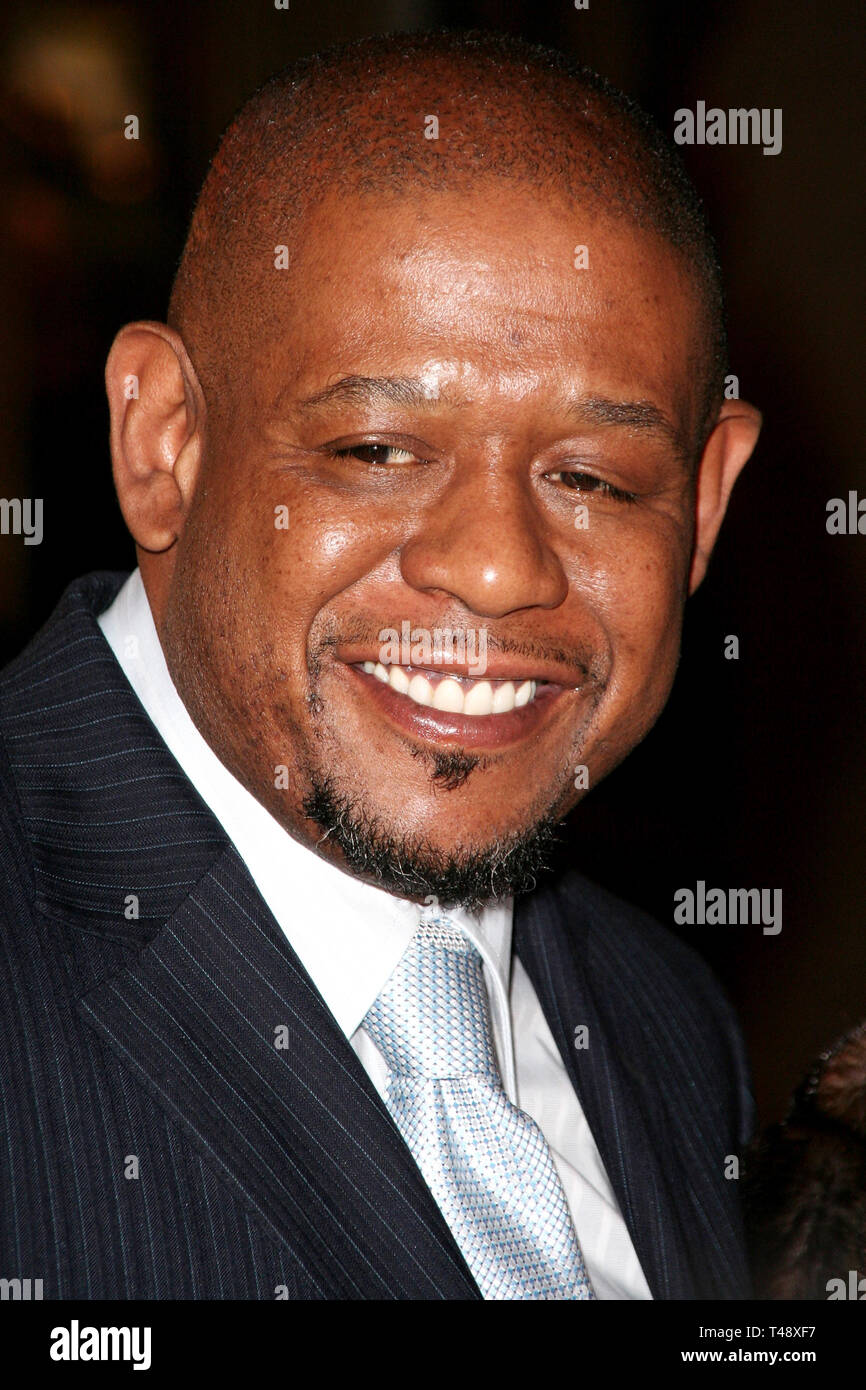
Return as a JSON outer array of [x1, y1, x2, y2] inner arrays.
[[315, 618, 606, 685]]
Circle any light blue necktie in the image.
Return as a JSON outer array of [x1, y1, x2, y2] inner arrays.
[[363, 915, 595, 1300]]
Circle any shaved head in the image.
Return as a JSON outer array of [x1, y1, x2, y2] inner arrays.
[[167, 28, 727, 447]]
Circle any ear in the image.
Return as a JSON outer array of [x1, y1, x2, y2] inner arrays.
[[688, 398, 762, 593], [105, 321, 205, 553]]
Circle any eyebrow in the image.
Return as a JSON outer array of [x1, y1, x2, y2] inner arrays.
[[294, 374, 686, 454], [296, 376, 437, 413]]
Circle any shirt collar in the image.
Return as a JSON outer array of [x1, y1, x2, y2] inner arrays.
[[97, 569, 514, 1043]]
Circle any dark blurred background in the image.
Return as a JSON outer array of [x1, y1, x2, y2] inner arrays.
[[0, 0, 863, 1125]]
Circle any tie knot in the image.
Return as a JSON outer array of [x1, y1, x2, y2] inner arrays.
[[363, 917, 498, 1080]]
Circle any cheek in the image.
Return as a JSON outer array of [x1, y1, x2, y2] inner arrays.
[[241, 484, 402, 686], [265, 504, 384, 617], [580, 563, 684, 776], [574, 525, 688, 696], [222, 465, 385, 612], [318, 527, 359, 562]]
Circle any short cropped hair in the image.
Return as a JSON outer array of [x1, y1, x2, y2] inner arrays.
[[169, 28, 728, 447]]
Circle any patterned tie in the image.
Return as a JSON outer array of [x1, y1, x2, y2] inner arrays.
[[363, 915, 595, 1300]]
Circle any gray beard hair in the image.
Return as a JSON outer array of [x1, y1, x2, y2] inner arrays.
[[302, 770, 562, 913]]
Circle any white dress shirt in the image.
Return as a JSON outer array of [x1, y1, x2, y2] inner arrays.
[[98, 568, 651, 1300]]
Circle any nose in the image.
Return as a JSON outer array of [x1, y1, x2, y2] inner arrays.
[[399, 455, 569, 618]]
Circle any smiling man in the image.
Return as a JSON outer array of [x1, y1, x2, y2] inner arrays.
[[0, 30, 760, 1300]]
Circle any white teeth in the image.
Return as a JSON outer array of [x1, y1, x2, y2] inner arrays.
[[361, 662, 537, 716], [388, 664, 410, 695], [514, 679, 533, 708], [463, 681, 494, 716], [432, 679, 465, 712], [491, 681, 517, 714], [407, 673, 434, 706]]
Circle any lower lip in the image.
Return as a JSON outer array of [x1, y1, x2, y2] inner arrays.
[[343, 664, 570, 749]]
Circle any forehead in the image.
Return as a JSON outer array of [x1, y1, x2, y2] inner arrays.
[[246, 185, 704, 425]]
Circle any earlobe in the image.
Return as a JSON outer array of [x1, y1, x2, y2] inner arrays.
[[105, 321, 205, 554], [688, 399, 762, 593]]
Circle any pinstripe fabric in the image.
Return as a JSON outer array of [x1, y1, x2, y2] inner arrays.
[[516, 878, 755, 1299], [0, 572, 753, 1299]]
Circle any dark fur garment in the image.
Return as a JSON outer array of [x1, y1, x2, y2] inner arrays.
[[743, 1022, 866, 1299]]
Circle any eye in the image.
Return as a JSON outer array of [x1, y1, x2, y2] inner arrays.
[[547, 469, 637, 503], [328, 444, 421, 466]]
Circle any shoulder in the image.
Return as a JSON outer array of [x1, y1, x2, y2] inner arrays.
[[0, 570, 132, 912], [0, 570, 126, 700], [529, 867, 755, 1144], [556, 868, 735, 1009]]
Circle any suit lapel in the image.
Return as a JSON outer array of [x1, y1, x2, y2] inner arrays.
[[78, 843, 480, 1299], [514, 885, 695, 1300], [10, 572, 479, 1300]]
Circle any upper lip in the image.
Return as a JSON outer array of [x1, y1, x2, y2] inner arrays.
[[336, 648, 585, 688]]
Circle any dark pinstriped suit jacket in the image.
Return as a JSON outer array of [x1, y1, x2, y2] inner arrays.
[[0, 572, 754, 1299]]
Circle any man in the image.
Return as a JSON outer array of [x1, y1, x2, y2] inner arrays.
[[0, 29, 760, 1300]]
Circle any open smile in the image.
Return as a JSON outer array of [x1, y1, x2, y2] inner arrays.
[[345, 658, 576, 750], [360, 660, 538, 715]]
